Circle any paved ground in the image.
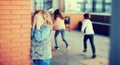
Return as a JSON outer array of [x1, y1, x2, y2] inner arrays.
[[50, 30, 110, 65]]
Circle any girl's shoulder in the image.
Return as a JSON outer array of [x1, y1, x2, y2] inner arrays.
[[56, 17, 64, 22]]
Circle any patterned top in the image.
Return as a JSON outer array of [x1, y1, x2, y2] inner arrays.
[[31, 24, 52, 60]]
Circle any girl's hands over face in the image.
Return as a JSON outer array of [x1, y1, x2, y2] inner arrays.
[[35, 14, 45, 29]]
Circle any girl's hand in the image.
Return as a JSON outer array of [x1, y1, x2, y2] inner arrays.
[[35, 14, 44, 29]]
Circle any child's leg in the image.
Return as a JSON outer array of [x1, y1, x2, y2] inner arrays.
[[89, 35, 96, 58], [83, 35, 88, 51], [89, 35, 96, 55], [61, 29, 69, 48], [54, 30, 60, 49]]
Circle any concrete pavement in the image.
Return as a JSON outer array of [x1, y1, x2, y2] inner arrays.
[[50, 30, 110, 65]]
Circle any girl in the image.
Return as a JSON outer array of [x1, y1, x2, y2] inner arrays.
[[31, 10, 53, 65], [53, 9, 69, 51]]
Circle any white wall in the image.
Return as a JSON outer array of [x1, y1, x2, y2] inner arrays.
[[52, 0, 59, 10]]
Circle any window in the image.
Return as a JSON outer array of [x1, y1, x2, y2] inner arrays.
[[105, 0, 112, 13], [64, 0, 87, 13], [63, 0, 112, 14], [32, 0, 52, 11], [85, 0, 93, 12]]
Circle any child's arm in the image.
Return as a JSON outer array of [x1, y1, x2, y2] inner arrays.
[[81, 21, 86, 33], [34, 25, 51, 42], [31, 16, 36, 38]]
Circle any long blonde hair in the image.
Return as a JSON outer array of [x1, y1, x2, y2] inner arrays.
[[33, 10, 53, 27]]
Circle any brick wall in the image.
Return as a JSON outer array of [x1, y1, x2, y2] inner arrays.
[[64, 14, 84, 30], [0, 0, 31, 65]]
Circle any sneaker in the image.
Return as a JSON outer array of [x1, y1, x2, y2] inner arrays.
[[66, 46, 70, 51], [54, 47, 60, 50], [91, 55, 96, 59], [83, 49, 87, 53], [66, 44, 70, 51]]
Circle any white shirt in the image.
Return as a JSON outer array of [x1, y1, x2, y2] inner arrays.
[[81, 19, 94, 34]]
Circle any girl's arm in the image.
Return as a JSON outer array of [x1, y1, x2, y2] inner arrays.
[[34, 25, 51, 41], [31, 16, 36, 38]]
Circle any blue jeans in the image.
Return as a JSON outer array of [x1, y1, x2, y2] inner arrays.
[[33, 59, 50, 65], [54, 29, 68, 48], [83, 34, 96, 55]]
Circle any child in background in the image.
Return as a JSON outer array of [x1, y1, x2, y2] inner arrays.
[[81, 13, 96, 58], [53, 9, 69, 51]]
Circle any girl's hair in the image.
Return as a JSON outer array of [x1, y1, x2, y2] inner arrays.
[[84, 13, 90, 19], [33, 10, 53, 26], [54, 9, 64, 20], [32, 10, 40, 25]]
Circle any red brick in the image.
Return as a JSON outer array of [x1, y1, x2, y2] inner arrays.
[[21, 38, 30, 43], [11, 29, 21, 34], [21, 55, 30, 60], [0, 0, 11, 1], [11, 19, 31, 24], [20, 29, 31, 33], [0, 1, 10, 5], [22, 14, 31, 19], [0, 42, 21, 49], [1, 52, 13, 58], [0, 0, 31, 65], [21, 33, 30, 38], [12, 0, 30, 1], [0, 15, 21, 19], [11, 10, 31, 15], [0, 10, 10, 14], [0, 34, 21, 39], [11, 42, 22, 47], [11, 38, 23, 43], [0, 29, 11, 34], [0, 57, 11, 63], [22, 58, 30, 62], [12, 56, 29, 61], [11, 1, 30, 5], [1, 61, 22, 65], [11, 46, 30, 53], [21, 42, 30, 47], [11, 29, 30, 34], [21, 51, 30, 56], [22, 6, 31, 10], [11, 48, 24, 53], [0, 25, 21, 29], [0, 48, 11, 53], [11, 37, 30, 43], [0, 38, 11, 43], [0, 20, 11, 24], [22, 24, 31, 28], [0, 6, 22, 10], [22, 61, 31, 65], [1, 52, 21, 58], [0, 43, 13, 49], [13, 52, 22, 56]]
